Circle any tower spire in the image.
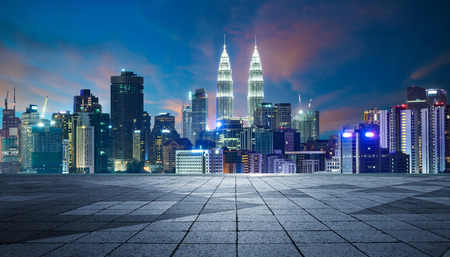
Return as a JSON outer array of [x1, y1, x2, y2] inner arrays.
[[224, 34, 226, 49], [254, 35, 257, 48], [13, 86, 16, 111]]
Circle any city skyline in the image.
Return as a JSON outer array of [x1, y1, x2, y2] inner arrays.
[[1, 0, 450, 138]]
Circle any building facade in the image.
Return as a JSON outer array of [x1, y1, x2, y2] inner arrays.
[[216, 38, 234, 120]]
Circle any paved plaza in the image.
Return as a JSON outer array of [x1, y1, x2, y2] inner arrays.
[[0, 174, 449, 256]]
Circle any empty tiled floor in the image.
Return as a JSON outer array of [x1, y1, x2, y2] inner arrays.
[[0, 174, 449, 256]]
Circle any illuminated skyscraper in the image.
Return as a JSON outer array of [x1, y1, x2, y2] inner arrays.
[[293, 110, 320, 144], [192, 89, 208, 135], [216, 36, 234, 120], [110, 70, 144, 170], [247, 37, 264, 122]]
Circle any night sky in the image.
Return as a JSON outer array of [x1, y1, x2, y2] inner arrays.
[[1, 0, 450, 138]]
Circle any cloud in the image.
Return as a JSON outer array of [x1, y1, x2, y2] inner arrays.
[[410, 50, 450, 80], [161, 99, 183, 130], [319, 107, 361, 134]]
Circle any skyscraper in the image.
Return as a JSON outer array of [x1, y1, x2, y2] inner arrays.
[[110, 70, 144, 170], [293, 110, 320, 144], [426, 88, 447, 106], [150, 113, 180, 165], [182, 105, 194, 143], [406, 86, 427, 110], [253, 103, 275, 128], [73, 89, 101, 113], [216, 36, 234, 120], [192, 89, 208, 136], [19, 105, 40, 170], [274, 103, 291, 129], [247, 38, 264, 122]]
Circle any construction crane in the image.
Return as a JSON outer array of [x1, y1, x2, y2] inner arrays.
[[40, 96, 48, 122]]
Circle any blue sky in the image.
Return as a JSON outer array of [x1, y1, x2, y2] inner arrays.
[[1, 0, 449, 138]]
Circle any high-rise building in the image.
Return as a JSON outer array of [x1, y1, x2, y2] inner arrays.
[[253, 103, 275, 128], [132, 130, 144, 162], [364, 108, 380, 125], [110, 70, 144, 170], [142, 112, 151, 161], [216, 119, 243, 150], [292, 110, 320, 144], [1, 88, 20, 137], [76, 125, 95, 173], [339, 124, 381, 174], [182, 105, 194, 143], [407, 86, 427, 110], [163, 138, 193, 173], [421, 104, 446, 173], [73, 89, 101, 113], [389, 104, 407, 153], [192, 89, 208, 137], [30, 126, 62, 173], [216, 36, 234, 120], [175, 149, 223, 174], [254, 128, 300, 156], [445, 105, 450, 172], [426, 88, 447, 106], [150, 113, 180, 165], [52, 111, 71, 140], [379, 110, 389, 148], [19, 105, 40, 170], [274, 103, 291, 129], [247, 39, 264, 122]]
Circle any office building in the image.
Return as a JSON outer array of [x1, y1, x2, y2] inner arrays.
[[293, 110, 319, 144], [339, 124, 380, 174], [247, 39, 264, 122], [150, 113, 180, 165], [76, 125, 95, 173], [364, 108, 380, 125], [274, 103, 291, 129], [182, 105, 194, 143], [286, 151, 326, 173], [253, 103, 275, 128], [73, 89, 101, 113], [192, 89, 208, 136], [30, 126, 62, 173], [216, 37, 234, 120], [426, 88, 447, 106], [216, 119, 243, 150], [110, 70, 144, 170], [142, 112, 152, 161], [19, 105, 40, 170], [175, 149, 223, 174], [162, 138, 193, 173], [254, 128, 300, 156], [407, 86, 427, 110], [389, 104, 407, 153], [421, 104, 446, 173]]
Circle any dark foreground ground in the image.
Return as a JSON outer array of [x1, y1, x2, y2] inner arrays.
[[0, 174, 449, 257]]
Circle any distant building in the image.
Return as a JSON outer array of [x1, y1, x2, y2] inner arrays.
[[253, 103, 275, 128], [274, 103, 291, 129], [142, 112, 152, 161], [182, 105, 194, 143], [248, 40, 264, 123], [30, 126, 62, 173], [339, 124, 380, 174], [293, 110, 319, 144], [163, 138, 193, 173], [286, 151, 326, 173], [76, 125, 95, 173], [192, 89, 208, 136], [216, 38, 234, 120], [150, 113, 180, 165], [216, 119, 243, 150], [110, 70, 144, 171], [19, 105, 40, 171], [421, 105, 446, 173], [364, 107, 380, 125], [426, 88, 447, 106], [176, 149, 223, 174], [73, 89, 101, 113], [254, 128, 300, 156]]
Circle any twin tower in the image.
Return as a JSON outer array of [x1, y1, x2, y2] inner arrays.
[[216, 35, 264, 121]]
